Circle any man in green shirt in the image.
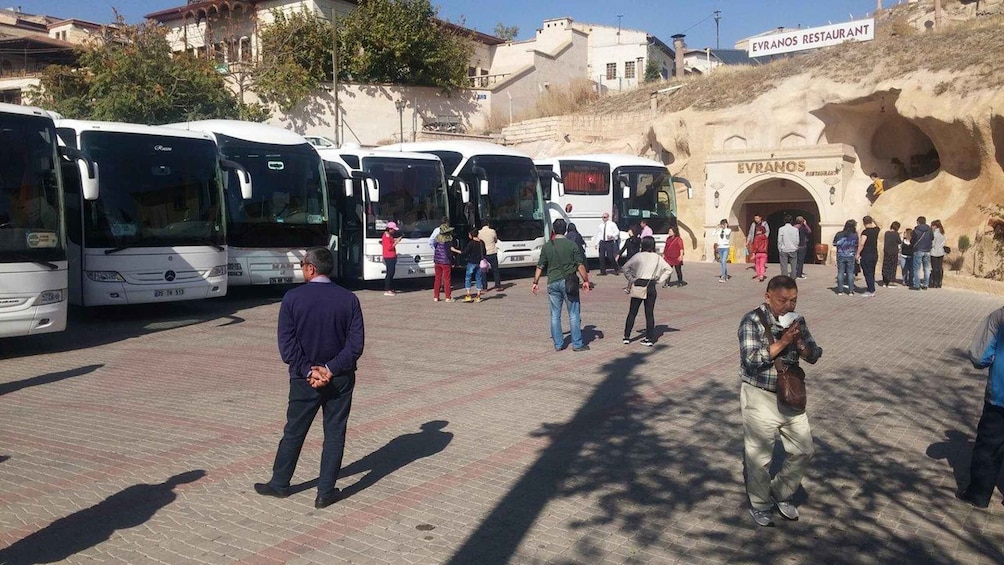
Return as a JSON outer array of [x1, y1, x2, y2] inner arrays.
[[532, 219, 591, 351]]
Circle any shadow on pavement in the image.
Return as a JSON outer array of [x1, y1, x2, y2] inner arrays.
[[287, 421, 454, 497], [0, 364, 103, 397], [339, 420, 453, 498], [0, 470, 205, 564], [0, 286, 287, 359], [447, 342, 1004, 564]]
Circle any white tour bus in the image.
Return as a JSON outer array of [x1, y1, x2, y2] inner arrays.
[[169, 121, 329, 285], [536, 154, 680, 258], [318, 146, 450, 281], [0, 104, 95, 336], [380, 141, 547, 268], [56, 120, 239, 306]]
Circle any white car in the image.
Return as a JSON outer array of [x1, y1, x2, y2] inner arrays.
[[304, 135, 337, 149]]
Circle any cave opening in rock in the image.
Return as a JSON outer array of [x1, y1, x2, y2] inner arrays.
[[992, 115, 1004, 173], [814, 92, 943, 186]]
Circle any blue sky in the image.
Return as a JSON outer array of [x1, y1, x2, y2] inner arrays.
[[27, 0, 891, 49]]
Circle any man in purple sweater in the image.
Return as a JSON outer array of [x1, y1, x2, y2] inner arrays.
[[255, 247, 365, 508]]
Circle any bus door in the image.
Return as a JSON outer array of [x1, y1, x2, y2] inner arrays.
[[324, 164, 362, 279]]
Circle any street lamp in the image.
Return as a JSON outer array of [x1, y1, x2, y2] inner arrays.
[[394, 99, 406, 145]]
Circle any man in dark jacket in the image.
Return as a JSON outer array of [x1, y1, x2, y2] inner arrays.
[[255, 247, 365, 508], [911, 216, 933, 290]]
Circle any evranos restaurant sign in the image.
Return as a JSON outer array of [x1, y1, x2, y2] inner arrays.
[[748, 19, 874, 57]]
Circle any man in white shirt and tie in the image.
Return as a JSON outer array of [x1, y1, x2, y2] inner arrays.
[[594, 212, 621, 275]]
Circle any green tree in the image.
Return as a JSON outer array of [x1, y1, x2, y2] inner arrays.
[[494, 22, 519, 41], [34, 19, 248, 123], [337, 0, 474, 89], [254, 9, 334, 112], [644, 59, 662, 82]]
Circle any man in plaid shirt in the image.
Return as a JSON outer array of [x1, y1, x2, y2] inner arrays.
[[738, 275, 822, 527]]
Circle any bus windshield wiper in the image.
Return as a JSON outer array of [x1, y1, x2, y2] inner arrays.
[[104, 245, 135, 255], [185, 238, 225, 251], [10, 253, 59, 270]]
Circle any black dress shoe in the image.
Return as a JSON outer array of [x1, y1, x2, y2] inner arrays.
[[254, 482, 289, 498], [315, 489, 341, 508], [957, 489, 990, 509]]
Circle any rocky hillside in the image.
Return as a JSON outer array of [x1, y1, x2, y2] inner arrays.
[[512, 1, 1004, 277]]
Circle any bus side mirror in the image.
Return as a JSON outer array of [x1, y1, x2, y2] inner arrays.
[[450, 176, 470, 203], [479, 179, 489, 196], [344, 179, 354, 197], [549, 172, 563, 198], [222, 160, 253, 200], [78, 159, 99, 201], [365, 178, 379, 203], [61, 146, 99, 200]]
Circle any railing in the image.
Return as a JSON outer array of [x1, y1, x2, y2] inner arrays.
[[467, 73, 510, 88]]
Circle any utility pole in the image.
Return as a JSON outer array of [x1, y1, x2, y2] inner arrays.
[[331, 8, 340, 146], [617, 14, 623, 44], [713, 9, 721, 50], [934, 0, 943, 30]]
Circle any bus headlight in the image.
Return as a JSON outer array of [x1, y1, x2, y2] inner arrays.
[[37, 289, 66, 305], [86, 271, 125, 282], [208, 265, 228, 278], [368, 255, 384, 263]]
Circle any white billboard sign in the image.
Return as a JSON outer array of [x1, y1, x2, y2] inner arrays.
[[748, 19, 875, 58]]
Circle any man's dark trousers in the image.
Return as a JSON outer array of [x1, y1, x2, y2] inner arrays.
[[269, 373, 355, 497], [964, 401, 1004, 506], [796, 246, 808, 277], [598, 240, 618, 274], [486, 253, 501, 287]]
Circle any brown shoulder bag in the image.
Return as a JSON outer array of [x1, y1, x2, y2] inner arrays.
[[756, 309, 807, 412]]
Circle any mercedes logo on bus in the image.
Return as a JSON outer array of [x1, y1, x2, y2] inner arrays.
[[164, 270, 177, 282]]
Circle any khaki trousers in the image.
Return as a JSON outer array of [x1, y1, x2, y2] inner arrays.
[[740, 381, 814, 510]]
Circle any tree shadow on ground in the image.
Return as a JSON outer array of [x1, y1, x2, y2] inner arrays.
[[447, 337, 1002, 564], [0, 470, 205, 564], [0, 364, 102, 397]]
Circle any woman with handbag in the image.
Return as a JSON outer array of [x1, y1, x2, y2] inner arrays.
[[621, 236, 672, 346], [662, 226, 686, 287]]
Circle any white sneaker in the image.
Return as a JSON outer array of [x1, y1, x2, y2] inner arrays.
[[384, 291, 395, 296], [749, 507, 775, 527], [774, 499, 799, 521]]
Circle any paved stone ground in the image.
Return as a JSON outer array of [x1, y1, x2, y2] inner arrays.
[[1, 261, 1003, 565]]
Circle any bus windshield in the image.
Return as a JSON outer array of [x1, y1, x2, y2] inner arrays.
[[79, 131, 223, 250], [0, 114, 63, 262], [218, 138, 328, 248], [462, 155, 544, 242], [364, 156, 446, 239], [614, 167, 677, 234]]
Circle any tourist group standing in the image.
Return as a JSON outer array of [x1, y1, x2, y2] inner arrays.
[[829, 215, 948, 295]]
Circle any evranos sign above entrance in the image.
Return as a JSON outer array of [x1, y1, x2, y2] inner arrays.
[[748, 19, 874, 58]]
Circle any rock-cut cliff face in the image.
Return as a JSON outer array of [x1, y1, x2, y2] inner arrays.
[[514, 12, 1004, 272]]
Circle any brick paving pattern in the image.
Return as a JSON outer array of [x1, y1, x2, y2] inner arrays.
[[1, 262, 1003, 564]]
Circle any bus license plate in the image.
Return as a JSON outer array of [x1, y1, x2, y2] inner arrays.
[[510, 255, 526, 262], [154, 289, 184, 298], [270, 277, 294, 284]]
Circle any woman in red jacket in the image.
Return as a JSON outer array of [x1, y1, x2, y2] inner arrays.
[[662, 226, 686, 287]]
